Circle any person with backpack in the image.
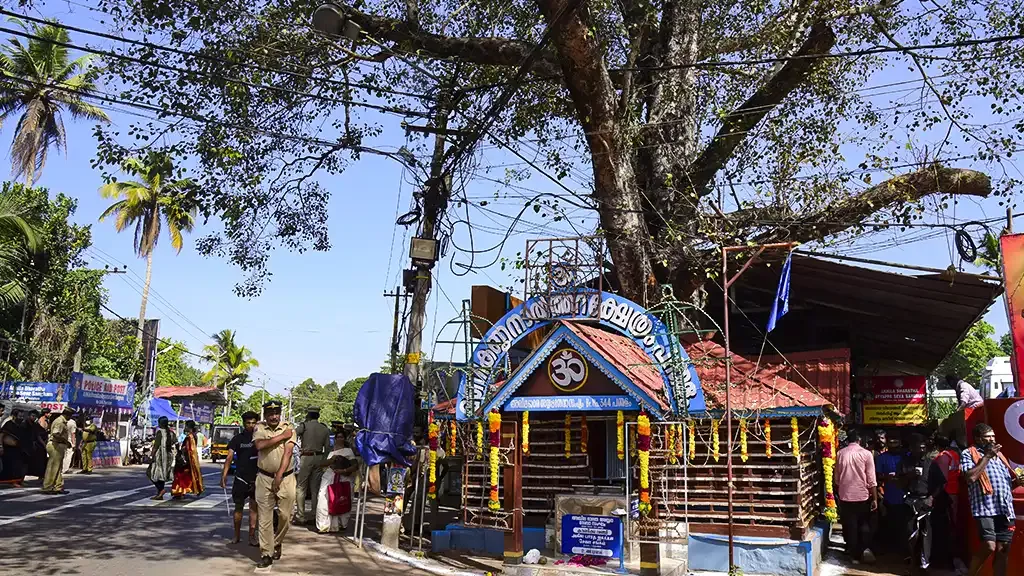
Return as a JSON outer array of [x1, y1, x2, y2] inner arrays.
[[961, 423, 1023, 576]]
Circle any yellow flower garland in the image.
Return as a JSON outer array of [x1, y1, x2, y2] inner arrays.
[[616, 411, 624, 460], [522, 411, 530, 455], [711, 419, 720, 462], [765, 420, 773, 458], [488, 411, 501, 510], [427, 422, 439, 499], [449, 420, 457, 455], [476, 421, 483, 460], [675, 423, 685, 459], [564, 414, 572, 458], [667, 422, 677, 464], [739, 418, 749, 463], [637, 414, 652, 515], [688, 420, 696, 461], [581, 415, 588, 453], [630, 419, 637, 458], [818, 418, 838, 522], [791, 417, 800, 462]]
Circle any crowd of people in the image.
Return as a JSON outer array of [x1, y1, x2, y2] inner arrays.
[[0, 405, 104, 490], [835, 421, 1022, 576]]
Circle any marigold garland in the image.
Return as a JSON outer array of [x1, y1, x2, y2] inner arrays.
[[675, 423, 685, 459], [637, 413, 652, 515], [522, 411, 530, 455], [616, 411, 625, 460], [666, 423, 677, 464], [711, 419, 720, 462], [764, 420, 773, 458], [791, 417, 800, 462], [739, 419, 749, 463], [818, 417, 838, 523], [629, 419, 637, 458], [564, 414, 572, 458], [427, 423, 439, 499], [449, 420, 457, 456], [488, 410, 501, 510], [476, 421, 483, 460], [688, 420, 696, 461], [581, 415, 588, 454]]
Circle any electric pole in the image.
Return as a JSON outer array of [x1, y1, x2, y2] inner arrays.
[[402, 100, 453, 399], [384, 288, 410, 374]]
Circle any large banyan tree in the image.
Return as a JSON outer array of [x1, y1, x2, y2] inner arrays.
[[87, 0, 1022, 301]]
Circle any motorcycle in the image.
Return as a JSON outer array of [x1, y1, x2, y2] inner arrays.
[[128, 436, 152, 465]]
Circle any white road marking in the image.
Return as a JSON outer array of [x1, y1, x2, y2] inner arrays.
[[184, 493, 229, 509], [126, 495, 168, 507], [0, 487, 42, 498], [3, 489, 83, 503]]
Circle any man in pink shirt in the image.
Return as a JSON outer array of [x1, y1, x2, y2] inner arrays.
[[835, 428, 879, 564]]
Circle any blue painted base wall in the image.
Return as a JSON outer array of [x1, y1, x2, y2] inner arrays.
[[688, 526, 825, 576], [432, 525, 546, 557]]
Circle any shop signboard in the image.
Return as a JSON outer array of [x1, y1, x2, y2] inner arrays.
[[0, 381, 68, 411], [178, 401, 214, 424], [561, 514, 623, 559], [90, 441, 123, 468], [862, 375, 927, 425], [68, 372, 135, 411]]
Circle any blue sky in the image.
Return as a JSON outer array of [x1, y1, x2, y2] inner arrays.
[[4, 2, 1017, 395]]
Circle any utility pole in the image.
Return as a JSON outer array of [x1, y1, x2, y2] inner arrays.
[[403, 94, 454, 400], [384, 288, 409, 374]]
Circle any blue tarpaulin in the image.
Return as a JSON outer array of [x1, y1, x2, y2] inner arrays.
[[147, 398, 179, 426], [354, 373, 416, 467]]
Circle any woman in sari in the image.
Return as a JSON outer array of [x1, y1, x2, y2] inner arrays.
[[171, 420, 204, 499], [147, 416, 176, 500], [0, 409, 30, 487]]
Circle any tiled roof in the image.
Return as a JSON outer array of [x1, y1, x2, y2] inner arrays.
[[564, 322, 670, 410], [684, 339, 832, 412], [152, 386, 222, 400]]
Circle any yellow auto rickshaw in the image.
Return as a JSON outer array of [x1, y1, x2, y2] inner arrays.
[[210, 424, 241, 463]]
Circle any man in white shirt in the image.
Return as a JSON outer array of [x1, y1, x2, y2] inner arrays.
[[63, 414, 78, 473]]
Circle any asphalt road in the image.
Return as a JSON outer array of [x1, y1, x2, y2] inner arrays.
[[0, 463, 432, 576]]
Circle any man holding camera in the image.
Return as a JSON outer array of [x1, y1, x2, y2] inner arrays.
[[961, 423, 1022, 576]]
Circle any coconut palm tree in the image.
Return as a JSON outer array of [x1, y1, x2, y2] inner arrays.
[[202, 329, 260, 415], [0, 190, 39, 308], [98, 151, 197, 356], [0, 17, 109, 186]]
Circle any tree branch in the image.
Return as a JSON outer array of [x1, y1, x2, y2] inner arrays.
[[748, 165, 991, 244], [338, 5, 564, 77], [684, 21, 836, 199]]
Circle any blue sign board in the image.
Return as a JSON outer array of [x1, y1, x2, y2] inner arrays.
[[91, 441, 122, 468], [505, 395, 639, 412], [178, 401, 214, 424], [0, 381, 67, 404], [69, 372, 135, 411], [561, 514, 623, 559]]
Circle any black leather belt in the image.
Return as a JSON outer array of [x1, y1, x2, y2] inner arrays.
[[258, 468, 294, 478], [301, 450, 325, 456]]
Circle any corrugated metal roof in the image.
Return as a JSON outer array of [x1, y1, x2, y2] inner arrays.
[[153, 386, 225, 405], [724, 255, 1002, 374], [762, 348, 851, 415]]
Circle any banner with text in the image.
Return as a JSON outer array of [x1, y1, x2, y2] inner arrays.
[[1001, 233, 1024, 387], [862, 375, 927, 425], [0, 381, 68, 412], [69, 372, 135, 411], [178, 401, 214, 424], [90, 441, 122, 468]]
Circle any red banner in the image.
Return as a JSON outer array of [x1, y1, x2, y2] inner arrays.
[[1000, 233, 1024, 386], [862, 375, 927, 425], [980, 398, 1024, 470]]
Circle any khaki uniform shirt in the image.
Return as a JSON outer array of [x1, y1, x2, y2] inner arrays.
[[254, 421, 296, 474], [48, 415, 70, 446], [295, 420, 330, 455]]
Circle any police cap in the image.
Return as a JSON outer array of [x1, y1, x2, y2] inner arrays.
[[263, 399, 283, 411]]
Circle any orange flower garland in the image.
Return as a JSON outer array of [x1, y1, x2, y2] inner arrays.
[[616, 411, 624, 460], [564, 414, 572, 458], [764, 420, 773, 458], [819, 417, 838, 522], [675, 423, 685, 460], [427, 422, 439, 499], [581, 415, 588, 454], [637, 413, 652, 515], [488, 410, 501, 510], [522, 411, 530, 455], [449, 420, 457, 455]]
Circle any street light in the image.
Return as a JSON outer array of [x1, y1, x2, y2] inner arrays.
[[311, 3, 362, 40]]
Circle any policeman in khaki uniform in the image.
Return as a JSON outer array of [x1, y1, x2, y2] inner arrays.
[[293, 407, 330, 525], [43, 406, 74, 494], [253, 400, 297, 569]]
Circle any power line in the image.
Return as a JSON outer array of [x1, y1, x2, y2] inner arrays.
[[0, 8, 439, 102]]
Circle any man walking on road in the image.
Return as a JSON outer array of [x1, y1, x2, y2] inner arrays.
[[253, 400, 297, 569], [293, 407, 330, 525], [221, 411, 260, 546], [962, 423, 1021, 576], [835, 428, 878, 565], [43, 407, 74, 494]]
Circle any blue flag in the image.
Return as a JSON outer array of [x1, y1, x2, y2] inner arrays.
[[766, 252, 792, 332]]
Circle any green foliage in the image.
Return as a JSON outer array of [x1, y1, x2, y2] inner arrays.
[[291, 376, 348, 424], [1000, 333, 1014, 357], [202, 328, 258, 405], [934, 321, 1003, 385], [928, 397, 959, 423], [155, 340, 203, 387], [0, 17, 109, 185]]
